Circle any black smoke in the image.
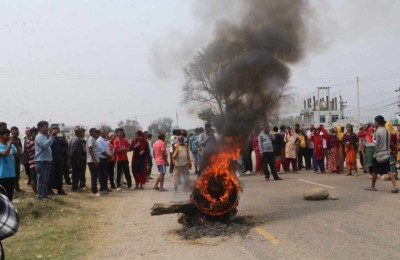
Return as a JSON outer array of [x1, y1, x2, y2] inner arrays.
[[193, 0, 311, 138]]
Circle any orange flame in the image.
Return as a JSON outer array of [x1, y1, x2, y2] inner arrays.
[[192, 139, 243, 216]]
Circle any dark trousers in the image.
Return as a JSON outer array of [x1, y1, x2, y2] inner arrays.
[[14, 162, 21, 191], [63, 162, 71, 184], [147, 157, 153, 177], [108, 161, 116, 189], [51, 159, 64, 191], [263, 152, 279, 180], [169, 152, 175, 173], [99, 158, 109, 192], [359, 151, 364, 167], [313, 153, 325, 172], [116, 160, 132, 188], [71, 160, 86, 190], [24, 163, 31, 184], [306, 148, 313, 169], [88, 162, 99, 194], [298, 148, 307, 170], [0, 177, 16, 201], [243, 150, 253, 172]]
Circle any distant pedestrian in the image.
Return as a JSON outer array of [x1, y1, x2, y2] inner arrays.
[[10, 126, 22, 192], [114, 128, 132, 190], [22, 127, 32, 186], [153, 132, 169, 192], [26, 128, 38, 194], [50, 125, 67, 195], [326, 128, 342, 174], [172, 135, 192, 191], [189, 128, 200, 175], [311, 126, 327, 174], [169, 129, 180, 174], [343, 124, 358, 176], [0, 128, 21, 201], [87, 128, 101, 195], [107, 132, 117, 189], [131, 131, 148, 190], [145, 132, 154, 180], [258, 125, 282, 181], [284, 127, 298, 173], [97, 129, 112, 193], [35, 121, 58, 200], [70, 126, 87, 191], [366, 115, 398, 193], [385, 121, 398, 179]]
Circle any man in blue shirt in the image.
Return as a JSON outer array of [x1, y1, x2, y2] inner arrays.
[[35, 121, 58, 200], [0, 128, 21, 201]]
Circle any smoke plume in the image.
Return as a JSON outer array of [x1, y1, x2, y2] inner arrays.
[[191, 0, 312, 137]]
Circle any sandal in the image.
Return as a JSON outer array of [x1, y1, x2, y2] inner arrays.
[[153, 186, 159, 190], [345, 173, 352, 176], [391, 187, 399, 193], [365, 187, 377, 191]]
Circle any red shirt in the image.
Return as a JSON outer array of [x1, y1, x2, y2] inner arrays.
[[113, 138, 130, 162]]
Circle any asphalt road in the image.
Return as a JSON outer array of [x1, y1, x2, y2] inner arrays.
[[91, 170, 400, 260]]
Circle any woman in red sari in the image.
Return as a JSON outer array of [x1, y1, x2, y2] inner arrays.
[[343, 124, 359, 176], [253, 134, 263, 174], [326, 128, 342, 173], [131, 131, 148, 189], [312, 126, 328, 173]]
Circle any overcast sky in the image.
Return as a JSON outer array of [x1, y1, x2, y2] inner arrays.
[[1, 0, 400, 132]]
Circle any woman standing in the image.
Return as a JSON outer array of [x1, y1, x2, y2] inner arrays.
[[131, 131, 148, 190], [343, 124, 359, 176], [311, 126, 328, 173], [326, 128, 341, 174], [284, 127, 298, 173], [385, 121, 398, 179], [107, 132, 117, 189]]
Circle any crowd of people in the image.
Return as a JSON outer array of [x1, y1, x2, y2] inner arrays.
[[245, 115, 397, 192], [0, 114, 398, 203]]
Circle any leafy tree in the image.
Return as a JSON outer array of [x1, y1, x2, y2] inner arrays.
[[148, 117, 174, 134], [117, 119, 141, 140]]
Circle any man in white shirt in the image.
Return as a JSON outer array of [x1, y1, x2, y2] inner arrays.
[[97, 129, 112, 194]]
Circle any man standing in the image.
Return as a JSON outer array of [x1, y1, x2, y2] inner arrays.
[[10, 126, 23, 192], [22, 127, 32, 186], [114, 128, 132, 190], [153, 132, 169, 192], [50, 125, 67, 195], [70, 126, 87, 192], [258, 125, 282, 181], [97, 129, 112, 193], [0, 128, 21, 201], [366, 115, 398, 193], [189, 128, 200, 175], [35, 121, 58, 200], [87, 128, 101, 195]]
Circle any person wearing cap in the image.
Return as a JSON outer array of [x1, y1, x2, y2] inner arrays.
[[87, 128, 101, 195], [97, 129, 112, 193], [0, 128, 21, 201], [26, 127, 39, 194], [22, 127, 32, 187], [35, 121, 58, 200], [70, 126, 87, 191]]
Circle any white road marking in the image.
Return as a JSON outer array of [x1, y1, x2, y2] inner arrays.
[[297, 179, 335, 189]]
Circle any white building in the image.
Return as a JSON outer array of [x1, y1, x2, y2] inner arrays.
[[300, 96, 344, 127]]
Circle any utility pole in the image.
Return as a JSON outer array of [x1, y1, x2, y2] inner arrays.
[[356, 76, 360, 126]]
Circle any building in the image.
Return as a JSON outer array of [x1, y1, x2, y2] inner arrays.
[[300, 95, 344, 127]]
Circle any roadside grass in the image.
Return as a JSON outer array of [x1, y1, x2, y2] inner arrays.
[[2, 173, 98, 260]]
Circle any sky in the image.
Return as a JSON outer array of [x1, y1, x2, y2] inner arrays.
[[1, 0, 400, 132]]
